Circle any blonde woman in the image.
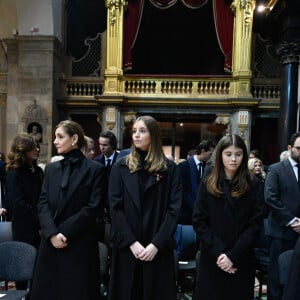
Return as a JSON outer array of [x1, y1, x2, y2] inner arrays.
[[108, 115, 182, 300], [248, 157, 266, 182]]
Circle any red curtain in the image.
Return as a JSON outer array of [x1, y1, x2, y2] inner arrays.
[[123, 0, 144, 71], [212, 0, 233, 72]]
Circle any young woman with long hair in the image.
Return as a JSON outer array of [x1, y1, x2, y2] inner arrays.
[[193, 134, 264, 300], [108, 115, 182, 300]]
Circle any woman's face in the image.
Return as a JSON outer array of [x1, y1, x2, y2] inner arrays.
[[222, 145, 244, 178], [132, 120, 151, 151], [53, 126, 76, 154], [25, 145, 38, 164], [253, 162, 262, 174]]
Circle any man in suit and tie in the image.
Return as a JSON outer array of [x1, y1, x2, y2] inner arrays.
[[94, 131, 119, 241], [265, 132, 300, 300], [95, 131, 119, 172], [178, 140, 215, 225]]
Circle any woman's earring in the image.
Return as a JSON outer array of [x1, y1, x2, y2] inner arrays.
[[71, 143, 74, 146]]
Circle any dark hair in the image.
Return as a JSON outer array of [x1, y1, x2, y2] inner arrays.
[[55, 120, 85, 150], [289, 132, 300, 147], [249, 149, 262, 160], [6, 133, 37, 171], [99, 131, 118, 150], [127, 115, 167, 173], [206, 134, 251, 198], [196, 140, 216, 155]]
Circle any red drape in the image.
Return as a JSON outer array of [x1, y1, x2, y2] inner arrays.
[[212, 0, 233, 72], [123, 0, 144, 71]]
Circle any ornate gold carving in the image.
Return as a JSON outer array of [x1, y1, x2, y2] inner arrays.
[[240, 0, 254, 27], [106, 0, 126, 26]]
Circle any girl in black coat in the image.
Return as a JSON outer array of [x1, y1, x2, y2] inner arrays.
[[192, 134, 264, 300], [108, 115, 182, 300], [30, 120, 105, 300], [5, 133, 43, 248]]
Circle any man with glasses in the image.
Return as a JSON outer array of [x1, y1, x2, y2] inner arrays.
[[265, 132, 300, 300]]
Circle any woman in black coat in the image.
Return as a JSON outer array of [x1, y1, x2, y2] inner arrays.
[[108, 115, 182, 300], [192, 134, 264, 300], [5, 133, 43, 248], [30, 120, 105, 300]]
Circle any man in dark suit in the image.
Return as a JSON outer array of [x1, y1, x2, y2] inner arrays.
[[264, 132, 300, 300], [94, 131, 119, 172], [94, 131, 119, 242], [178, 140, 215, 225]]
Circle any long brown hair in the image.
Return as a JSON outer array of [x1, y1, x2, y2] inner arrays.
[[6, 133, 37, 171], [206, 134, 251, 198], [127, 115, 167, 173]]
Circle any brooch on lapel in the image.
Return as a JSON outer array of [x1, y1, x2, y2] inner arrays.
[[153, 172, 163, 182]]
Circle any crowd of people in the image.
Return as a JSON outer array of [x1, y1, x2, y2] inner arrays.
[[0, 116, 299, 300]]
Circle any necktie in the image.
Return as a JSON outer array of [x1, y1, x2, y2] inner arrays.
[[198, 162, 203, 180], [106, 158, 111, 167]]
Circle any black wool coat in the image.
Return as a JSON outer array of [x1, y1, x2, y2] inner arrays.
[[192, 179, 264, 300], [108, 158, 182, 300], [6, 165, 43, 247], [30, 155, 105, 300]]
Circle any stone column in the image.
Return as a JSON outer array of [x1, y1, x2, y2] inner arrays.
[[4, 36, 63, 162], [276, 41, 300, 153], [230, 0, 255, 98]]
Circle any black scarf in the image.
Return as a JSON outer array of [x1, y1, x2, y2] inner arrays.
[[60, 149, 84, 189]]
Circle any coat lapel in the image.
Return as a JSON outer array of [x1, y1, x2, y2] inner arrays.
[[55, 160, 89, 217], [283, 159, 298, 186], [120, 165, 141, 211], [145, 173, 157, 191]]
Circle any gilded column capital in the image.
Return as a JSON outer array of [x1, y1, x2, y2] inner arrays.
[[276, 41, 300, 65], [106, 0, 126, 26], [240, 0, 255, 27]]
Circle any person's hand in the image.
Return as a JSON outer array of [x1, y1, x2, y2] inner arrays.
[[138, 243, 158, 261], [0, 208, 7, 216], [226, 266, 238, 274], [290, 218, 300, 234], [217, 253, 235, 273], [50, 233, 68, 249], [130, 241, 145, 259]]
